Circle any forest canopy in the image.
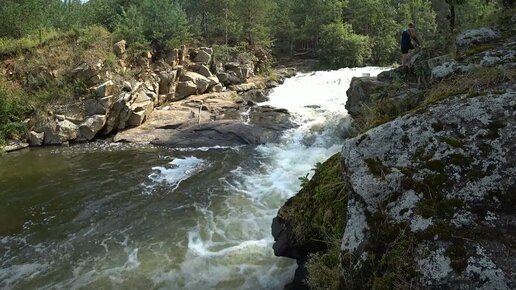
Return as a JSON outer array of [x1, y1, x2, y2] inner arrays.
[[0, 0, 512, 68]]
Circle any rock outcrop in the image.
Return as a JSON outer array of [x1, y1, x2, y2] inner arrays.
[[273, 23, 516, 289], [113, 92, 294, 147], [339, 91, 515, 289], [2, 35, 300, 152]]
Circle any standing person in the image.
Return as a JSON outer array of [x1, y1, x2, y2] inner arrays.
[[400, 23, 420, 66]]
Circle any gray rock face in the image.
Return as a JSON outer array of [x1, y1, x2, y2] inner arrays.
[[456, 27, 501, 49], [85, 96, 114, 116], [70, 63, 101, 85], [78, 115, 106, 141], [103, 94, 132, 135], [340, 91, 515, 288], [193, 50, 212, 64], [241, 89, 270, 103], [431, 61, 479, 80], [122, 81, 132, 92], [150, 120, 285, 147], [175, 81, 198, 99], [180, 72, 210, 94], [229, 82, 267, 93], [43, 119, 79, 145], [128, 101, 153, 127], [197, 65, 212, 78], [211, 83, 224, 93], [93, 80, 114, 98], [158, 71, 177, 95], [29, 131, 44, 146]]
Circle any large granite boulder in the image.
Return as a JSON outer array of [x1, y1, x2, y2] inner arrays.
[[42, 119, 79, 145], [339, 91, 515, 289], [85, 96, 114, 116], [175, 81, 198, 99], [78, 115, 106, 141], [180, 72, 210, 95]]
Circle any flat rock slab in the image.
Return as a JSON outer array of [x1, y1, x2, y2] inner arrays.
[[151, 120, 284, 147], [3, 140, 29, 152]]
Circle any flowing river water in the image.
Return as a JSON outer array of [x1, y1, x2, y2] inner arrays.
[[0, 67, 385, 289]]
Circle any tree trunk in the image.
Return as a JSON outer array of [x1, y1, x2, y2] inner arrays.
[[446, 0, 456, 32]]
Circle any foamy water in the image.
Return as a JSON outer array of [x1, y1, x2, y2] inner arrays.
[[0, 67, 386, 289]]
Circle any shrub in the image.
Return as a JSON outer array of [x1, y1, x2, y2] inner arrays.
[[319, 22, 372, 69], [0, 85, 31, 142]]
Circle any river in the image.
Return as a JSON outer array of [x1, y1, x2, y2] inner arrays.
[[0, 67, 385, 289]]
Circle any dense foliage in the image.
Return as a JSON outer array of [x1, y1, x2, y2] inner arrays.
[[0, 0, 511, 66]]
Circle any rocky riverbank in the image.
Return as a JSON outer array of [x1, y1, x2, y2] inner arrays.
[[273, 13, 515, 290], [1, 38, 297, 153]]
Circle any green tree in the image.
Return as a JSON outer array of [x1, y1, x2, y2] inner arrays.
[[236, 0, 276, 47], [318, 22, 372, 68], [113, 0, 190, 51], [346, 0, 399, 64]]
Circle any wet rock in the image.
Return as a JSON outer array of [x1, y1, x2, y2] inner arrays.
[[150, 120, 285, 147], [345, 77, 389, 118]]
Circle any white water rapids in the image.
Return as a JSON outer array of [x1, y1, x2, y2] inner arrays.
[[0, 67, 386, 290], [156, 67, 387, 289]]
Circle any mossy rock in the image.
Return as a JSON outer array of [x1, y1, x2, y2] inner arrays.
[[278, 153, 349, 246]]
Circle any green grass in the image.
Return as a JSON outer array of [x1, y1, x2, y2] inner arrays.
[[0, 28, 63, 56]]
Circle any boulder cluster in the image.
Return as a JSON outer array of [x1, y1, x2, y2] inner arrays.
[[18, 41, 296, 149]]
